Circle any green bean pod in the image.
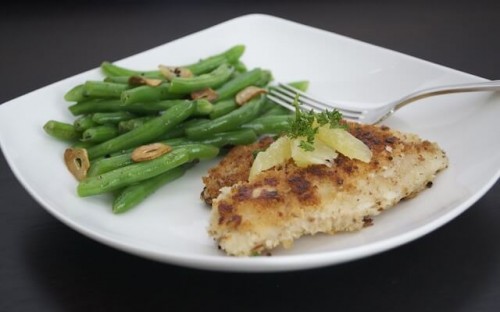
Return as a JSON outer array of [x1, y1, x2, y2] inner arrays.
[[83, 81, 130, 98], [164, 129, 257, 148], [120, 83, 178, 104], [74, 115, 98, 131], [136, 99, 212, 115], [43, 120, 81, 141], [71, 141, 96, 149], [118, 116, 157, 133], [254, 70, 273, 88], [100, 45, 244, 78], [87, 153, 134, 177], [168, 63, 234, 94], [68, 99, 126, 116], [287, 80, 309, 92], [92, 112, 137, 124], [112, 165, 187, 214], [209, 99, 237, 119], [81, 125, 119, 143], [234, 61, 247, 73], [214, 68, 263, 101], [260, 105, 292, 117], [86, 101, 196, 159], [86, 122, 213, 175], [158, 118, 210, 140], [185, 95, 266, 139], [64, 84, 88, 102], [78, 144, 219, 196], [100, 61, 162, 78], [69, 99, 189, 115], [103, 76, 131, 84], [186, 45, 245, 75], [241, 115, 293, 135]]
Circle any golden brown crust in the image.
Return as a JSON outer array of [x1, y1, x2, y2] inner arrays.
[[203, 122, 449, 256], [201, 136, 274, 205], [202, 123, 409, 204]]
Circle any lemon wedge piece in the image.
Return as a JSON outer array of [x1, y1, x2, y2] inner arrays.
[[290, 137, 338, 168], [317, 126, 372, 163], [249, 136, 291, 180], [249, 125, 372, 179]]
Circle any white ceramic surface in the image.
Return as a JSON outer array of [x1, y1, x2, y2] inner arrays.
[[1, 14, 499, 272]]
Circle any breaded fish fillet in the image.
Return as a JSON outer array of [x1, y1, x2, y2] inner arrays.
[[204, 123, 448, 256]]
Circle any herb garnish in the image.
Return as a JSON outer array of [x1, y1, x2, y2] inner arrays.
[[287, 94, 346, 151]]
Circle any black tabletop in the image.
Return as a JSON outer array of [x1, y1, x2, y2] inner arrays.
[[1, 1, 499, 311]]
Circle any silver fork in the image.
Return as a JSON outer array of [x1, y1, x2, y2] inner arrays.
[[267, 80, 500, 124]]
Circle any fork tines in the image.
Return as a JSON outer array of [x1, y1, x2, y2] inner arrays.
[[267, 83, 362, 120]]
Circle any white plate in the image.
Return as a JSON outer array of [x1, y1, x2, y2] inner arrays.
[[1, 14, 499, 272]]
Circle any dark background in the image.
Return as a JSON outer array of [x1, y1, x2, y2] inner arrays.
[[1, 1, 499, 311]]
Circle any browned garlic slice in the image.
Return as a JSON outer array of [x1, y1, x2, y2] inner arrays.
[[64, 148, 90, 181], [235, 86, 267, 106], [128, 76, 163, 87], [191, 88, 218, 101], [131, 143, 172, 162]]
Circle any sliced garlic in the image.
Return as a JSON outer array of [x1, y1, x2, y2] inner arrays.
[[64, 148, 90, 181], [131, 143, 172, 162], [235, 86, 267, 106]]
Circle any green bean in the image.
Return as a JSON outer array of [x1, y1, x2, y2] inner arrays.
[[164, 129, 257, 148], [74, 115, 98, 131], [260, 105, 292, 117], [112, 165, 187, 214], [241, 115, 293, 135], [186, 45, 245, 75], [70, 98, 176, 115], [254, 70, 273, 87], [234, 61, 247, 73], [209, 99, 237, 119], [98, 118, 209, 156], [185, 95, 266, 139], [92, 112, 136, 124], [128, 99, 212, 115], [81, 125, 119, 143], [211, 128, 257, 146], [100, 45, 244, 78], [43, 120, 81, 141], [168, 63, 234, 95], [64, 84, 88, 102], [101, 61, 162, 78], [103, 76, 133, 84], [87, 120, 208, 166], [287, 80, 309, 92], [78, 144, 219, 197], [87, 153, 134, 177], [71, 141, 96, 149], [68, 99, 126, 116], [155, 126, 185, 141], [214, 68, 263, 101], [86, 101, 196, 159], [118, 116, 156, 133], [83, 81, 130, 98], [129, 99, 211, 115], [120, 83, 174, 104], [192, 99, 213, 116], [69, 98, 210, 119], [158, 118, 210, 140]]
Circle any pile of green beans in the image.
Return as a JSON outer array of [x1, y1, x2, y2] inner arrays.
[[43, 44, 308, 214]]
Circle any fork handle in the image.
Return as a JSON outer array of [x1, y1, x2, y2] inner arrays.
[[394, 80, 500, 110]]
